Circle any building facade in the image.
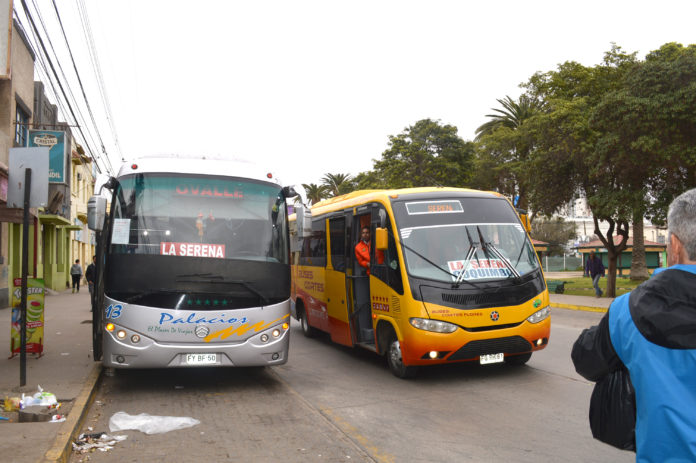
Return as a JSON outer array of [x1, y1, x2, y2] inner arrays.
[[0, 18, 38, 307]]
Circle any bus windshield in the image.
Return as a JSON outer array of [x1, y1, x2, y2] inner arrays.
[[392, 197, 540, 283], [104, 173, 289, 308], [110, 173, 288, 263]]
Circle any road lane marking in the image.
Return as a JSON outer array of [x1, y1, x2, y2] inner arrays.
[[267, 368, 393, 463]]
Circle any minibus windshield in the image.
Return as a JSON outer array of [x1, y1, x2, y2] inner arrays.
[[392, 197, 540, 283]]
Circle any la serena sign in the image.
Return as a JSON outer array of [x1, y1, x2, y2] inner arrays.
[[160, 242, 225, 259]]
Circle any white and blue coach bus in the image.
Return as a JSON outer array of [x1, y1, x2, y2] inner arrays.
[[87, 157, 299, 370]]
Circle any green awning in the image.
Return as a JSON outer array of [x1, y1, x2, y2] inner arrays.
[[63, 224, 83, 231], [38, 214, 72, 226]]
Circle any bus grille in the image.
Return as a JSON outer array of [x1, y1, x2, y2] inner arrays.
[[447, 336, 531, 361]]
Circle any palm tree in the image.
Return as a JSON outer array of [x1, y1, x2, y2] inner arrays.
[[474, 95, 543, 141], [321, 173, 353, 197], [301, 183, 329, 205]]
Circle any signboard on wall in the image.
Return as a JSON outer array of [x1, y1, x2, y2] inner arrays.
[[0, 0, 11, 79], [28, 130, 67, 183]]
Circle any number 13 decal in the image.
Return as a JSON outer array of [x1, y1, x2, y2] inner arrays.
[[106, 304, 123, 319]]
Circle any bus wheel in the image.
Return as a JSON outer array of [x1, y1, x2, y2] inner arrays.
[[386, 335, 418, 379], [505, 352, 532, 366], [299, 307, 318, 338]]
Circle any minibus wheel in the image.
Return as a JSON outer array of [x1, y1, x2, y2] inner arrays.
[[505, 352, 532, 366], [299, 305, 318, 338], [386, 334, 418, 379]]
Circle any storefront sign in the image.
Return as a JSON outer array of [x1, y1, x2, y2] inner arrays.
[[28, 130, 66, 184]]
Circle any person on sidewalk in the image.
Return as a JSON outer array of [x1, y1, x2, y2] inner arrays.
[[70, 259, 83, 293], [571, 188, 696, 462], [584, 251, 605, 297], [85, 256, 96, 304]]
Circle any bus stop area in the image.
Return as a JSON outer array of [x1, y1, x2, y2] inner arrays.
[[0, 289, 101, 463], [0, 286, 610, 463]]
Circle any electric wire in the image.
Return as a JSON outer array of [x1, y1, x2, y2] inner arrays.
[[51, 0, 116, 175], [75, 0, 121, 169], [16, 0, 107, 175], [25, 0, 105, 175]]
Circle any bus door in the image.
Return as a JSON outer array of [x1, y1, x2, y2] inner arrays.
[[326, 215, 353, 346], [350, 210, 370, 344]]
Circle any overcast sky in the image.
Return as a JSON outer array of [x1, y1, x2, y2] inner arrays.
[[37, 0, 696, 187]]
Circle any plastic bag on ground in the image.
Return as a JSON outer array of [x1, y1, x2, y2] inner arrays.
[[109, 411, 200, 434]]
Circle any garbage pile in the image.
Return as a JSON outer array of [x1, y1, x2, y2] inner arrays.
[[72, 432, 128, 454], [2, 385, 64, 423]]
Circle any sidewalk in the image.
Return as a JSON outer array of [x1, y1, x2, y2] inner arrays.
[[0, 289, 101, 463]]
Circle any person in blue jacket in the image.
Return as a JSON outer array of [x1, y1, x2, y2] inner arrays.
[[572, 187, 696, 462]]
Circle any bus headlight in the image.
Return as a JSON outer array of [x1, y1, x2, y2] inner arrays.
[[527, 306, 550, 324], [409, 318, 457, 333]]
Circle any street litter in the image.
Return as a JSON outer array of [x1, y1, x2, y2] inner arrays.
[[73, 432, 127, 454], [109, 411, 200, 434], [20, 385, 58, 408], [50, 414, 66, 423], [0, 416, 9, 421]]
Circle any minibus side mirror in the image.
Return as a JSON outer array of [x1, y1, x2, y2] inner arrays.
[[516, 208, 531, 233], [88, 196, 107, 232], [378, 209, 387, 228], [375, 227, 388, 251]]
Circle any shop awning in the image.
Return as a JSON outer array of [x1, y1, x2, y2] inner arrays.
[[63, 224, 83, 231], [38, 213, 72, 226]]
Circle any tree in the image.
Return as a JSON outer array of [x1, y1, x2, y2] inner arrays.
[[370, 119, 474, 188], [321, 173, 354, 197], [590, 43, 696, 280], [301, 183, 329, 205], [531, 218, 577, 256], [472, 95, 544, 209], [521, 45, 639, 296]]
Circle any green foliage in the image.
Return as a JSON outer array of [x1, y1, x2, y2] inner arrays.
[[531, 217, 577, 256], [301, 183, 329, 205], [321, 173, 355, 197], [367, 119, 474, 189], [472, 95, 544, 209]]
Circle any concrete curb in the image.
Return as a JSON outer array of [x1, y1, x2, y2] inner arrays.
[[40, 363, 102, 463], [550, 302, 607, 313]]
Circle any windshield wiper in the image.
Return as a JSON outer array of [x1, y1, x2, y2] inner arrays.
[[476, 226, 521, 279], [452, 227, 481, 288], [176, 273, 224, 279], [396, 231, 480, 288]]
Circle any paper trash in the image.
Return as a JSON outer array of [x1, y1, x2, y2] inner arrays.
[[109, 411, 200, 434]]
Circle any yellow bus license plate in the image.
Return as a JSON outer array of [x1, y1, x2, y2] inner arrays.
[[480, 353, 504, 365], [186, 353, 217, 365]]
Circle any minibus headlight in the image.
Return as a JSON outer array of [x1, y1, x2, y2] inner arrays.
[[409, 318, 457, 333], [527, 306, 550, 324]]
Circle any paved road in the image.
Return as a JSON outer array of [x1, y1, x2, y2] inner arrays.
[[69, 307, 632, 463]]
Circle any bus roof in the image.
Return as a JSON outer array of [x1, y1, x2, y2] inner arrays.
[[116, 156, 282, 185], [308, 187, 505, 215]]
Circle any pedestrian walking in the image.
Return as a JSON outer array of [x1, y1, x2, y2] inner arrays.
[[85, 255, 96, 305], [571, 188, 696, 461], [70, 259, 83, 293], [584, 250, 605, 297]]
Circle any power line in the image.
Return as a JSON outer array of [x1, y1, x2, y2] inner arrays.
[[16, 0, 107, 175], [75, 0, 122, 167]]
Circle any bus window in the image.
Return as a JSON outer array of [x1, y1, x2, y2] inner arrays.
[[371, 206, 403, 294], [301, 219, 326, 267], [329, 217, 346, 272]]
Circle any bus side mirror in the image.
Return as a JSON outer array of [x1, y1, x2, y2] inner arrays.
[[375, 227, 388, 251], [88, 196, 107, 232], [516, 208, 531, 233], [295, 205, 312, 238]]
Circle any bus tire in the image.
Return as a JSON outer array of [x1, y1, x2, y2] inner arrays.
[[505, 352, 532, 366], [299, 305, 318, 338], [386, 334, 418, 379]]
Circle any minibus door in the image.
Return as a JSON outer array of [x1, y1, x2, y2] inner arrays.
[[350, 209, 376, 346], [326, 215, 353, 346]]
